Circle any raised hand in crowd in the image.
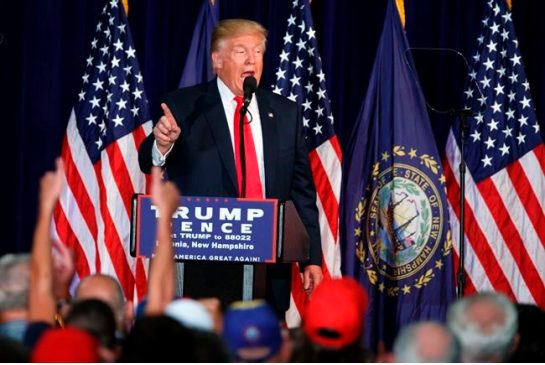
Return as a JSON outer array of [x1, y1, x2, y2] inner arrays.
[[28, 158, 65, 325], [51, 240, 75, 305], [145, 167, 180, 315]]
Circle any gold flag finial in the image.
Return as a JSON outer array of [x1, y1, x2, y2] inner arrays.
[[122, 0, 129, 15], [506, 0, 512, 11], [395, 0, 406, 29]]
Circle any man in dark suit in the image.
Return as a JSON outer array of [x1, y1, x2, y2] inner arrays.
[[138, 19, 322, 314]]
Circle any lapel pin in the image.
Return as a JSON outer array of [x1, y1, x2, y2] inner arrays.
[[268, 112, 274, 118]]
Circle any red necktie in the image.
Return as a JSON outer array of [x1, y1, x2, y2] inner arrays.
[[233, 96, 263, 198]]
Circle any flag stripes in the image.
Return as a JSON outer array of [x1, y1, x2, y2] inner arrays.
[[53, 0, 153, 303], [274, 0, 343, 326], [445, 133, 545, 305]]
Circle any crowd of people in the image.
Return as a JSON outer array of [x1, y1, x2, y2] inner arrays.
[[0, 161, 544, 362]]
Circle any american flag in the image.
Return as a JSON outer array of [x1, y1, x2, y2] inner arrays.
[[53, 0, 152, 302], [273, 0, 342, 326], [445, 0, 545, 306]]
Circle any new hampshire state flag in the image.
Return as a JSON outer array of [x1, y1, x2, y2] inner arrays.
[[340, 0, 456, 351]]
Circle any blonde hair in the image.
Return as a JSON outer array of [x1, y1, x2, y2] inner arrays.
[[211, 19, 268, 54]]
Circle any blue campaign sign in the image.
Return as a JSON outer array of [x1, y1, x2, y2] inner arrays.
[[135, 196, 279, 263]]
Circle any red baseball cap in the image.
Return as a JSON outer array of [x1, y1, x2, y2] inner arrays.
[[31, 326, 100, 362], [303, 277, 368, 349]]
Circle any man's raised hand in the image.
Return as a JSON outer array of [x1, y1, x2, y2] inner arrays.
[[153, 103, 181, 155]]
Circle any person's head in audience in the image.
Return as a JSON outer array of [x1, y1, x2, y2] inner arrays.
[[508, 303, 545, 362], [393, 321, 460, 362], [65, 298, 119, 362], [120, 315, 197, 362], [447, 291, 518, 362], [292, 277, 369, 362], [163, 297, 231, 362], [165, 298, 215, 332], [0, 253, 30, 342], [222, 300, 286, 362], [75, 273, 133, 333], [31, 326, 100, 362]]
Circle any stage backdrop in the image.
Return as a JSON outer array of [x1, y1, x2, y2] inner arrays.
[[1, 0, 544, 255]]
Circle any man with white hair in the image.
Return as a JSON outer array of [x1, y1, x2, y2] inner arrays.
[[393, 321, 460, 362], [447, 292, 519, 362], [0, 253, 30, 342]]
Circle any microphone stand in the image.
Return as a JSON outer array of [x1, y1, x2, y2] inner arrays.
[[239, 97, 254, 301], [403, 47, 481, 300], [450, 108, 472, 299]]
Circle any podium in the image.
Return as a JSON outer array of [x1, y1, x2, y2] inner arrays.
[[130, 196, 309, 309]]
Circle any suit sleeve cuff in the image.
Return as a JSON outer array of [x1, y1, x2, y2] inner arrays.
[[151, 140, 173, 166]]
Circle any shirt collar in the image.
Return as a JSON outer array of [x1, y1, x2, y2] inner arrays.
[[217, 77, 236, 103]]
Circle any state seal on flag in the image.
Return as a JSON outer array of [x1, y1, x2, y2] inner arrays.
[[368, 163, 443, 280], [354, 145, 452, 296]]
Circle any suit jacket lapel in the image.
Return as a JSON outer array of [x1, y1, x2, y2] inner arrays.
[[256, 89, 278, 197], [203, 80, 238, 192]]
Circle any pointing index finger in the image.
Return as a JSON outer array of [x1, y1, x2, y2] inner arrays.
[[161, 103, 176, 123]]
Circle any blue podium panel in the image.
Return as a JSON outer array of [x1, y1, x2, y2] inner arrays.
[[134, 196, 278, 263]]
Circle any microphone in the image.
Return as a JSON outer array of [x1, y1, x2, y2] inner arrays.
[[242, 76, 257, 112]]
